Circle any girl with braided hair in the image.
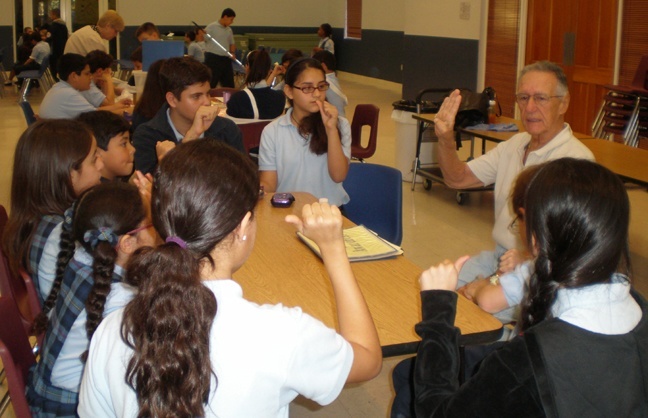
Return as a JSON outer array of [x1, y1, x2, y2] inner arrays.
[[26, 182, 156, 417], [78, 140, 381, 417], [413, 158, 648, 417]]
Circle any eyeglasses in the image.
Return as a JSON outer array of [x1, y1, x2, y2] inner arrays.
[[515, 94, 564, 107], [508, 215, 523, 233], [125, 223, 153, 236], [292, 82, 330, 94]]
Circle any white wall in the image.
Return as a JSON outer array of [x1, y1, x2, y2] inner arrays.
[[116, 0, 480, 39], [1, 0, 13, 25], [404, 0, 481, 39]]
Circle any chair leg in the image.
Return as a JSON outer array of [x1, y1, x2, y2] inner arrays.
[[18, 79, 32, 102]]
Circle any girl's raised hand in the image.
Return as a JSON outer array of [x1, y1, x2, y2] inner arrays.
[[419, 255, 470, 291], [316, 99, 339, 131], [285, 198, 344, 251]]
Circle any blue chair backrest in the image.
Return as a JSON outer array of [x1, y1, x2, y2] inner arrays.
[[342, 163, 403, 246], [18, 101, 37, 126]]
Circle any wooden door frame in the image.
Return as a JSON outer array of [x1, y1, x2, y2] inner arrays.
[[478, 0, 625, 119]]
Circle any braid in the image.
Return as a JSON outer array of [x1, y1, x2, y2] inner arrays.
[[32, 221, 76, 335], [122, 245, 217, 417], [520, 255, 560, 330], [81, 241, 118, 362]]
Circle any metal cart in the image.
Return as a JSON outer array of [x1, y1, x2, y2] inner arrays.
[[410, 88, 493, 205]]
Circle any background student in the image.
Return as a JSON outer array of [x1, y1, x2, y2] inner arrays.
[[2, 120, 103, 305], [204, 8, 237, 88], [313, 23, 334, 55], [259, 58, 351, 206], [130, 59, 166, 132], [414, 158, 647, 417], [27, 182, 155, 416], [185, 29, 206, 63], [12, 32, 50, 88], [312, 50, 348, 118], [226, 49, 285, 120], [79, 140, 382, 417], [39, 53, 131, 119], [132, 56, 244, 175], [135, 22, 160, 42], [77, 111, 136, 182], [268, 48, 304, 90]]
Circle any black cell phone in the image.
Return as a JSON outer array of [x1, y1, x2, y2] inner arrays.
[[271, 193, 295, 208]]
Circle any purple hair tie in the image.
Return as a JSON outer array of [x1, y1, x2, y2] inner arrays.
[[165, 236, 187, 249]]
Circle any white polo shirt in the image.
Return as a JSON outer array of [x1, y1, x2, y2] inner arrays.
[[467, 124, 594, 250]]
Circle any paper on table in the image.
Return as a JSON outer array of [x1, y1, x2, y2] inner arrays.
[[297, 225, 403, 262]]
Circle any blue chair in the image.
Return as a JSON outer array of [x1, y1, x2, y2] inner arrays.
[[343, 162, 403, 245], [18, 101, 37, 126], [16, 54, 53, 101]]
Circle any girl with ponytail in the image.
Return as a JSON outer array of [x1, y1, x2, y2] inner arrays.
[[412, 158, 647, 417], [27, 182, 156, 417], [79, 140, 381, 417]]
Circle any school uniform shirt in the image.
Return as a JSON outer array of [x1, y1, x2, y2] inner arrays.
[[258, 108, 351, 206], [187, 40, 205, 63], [30, 214, 65, 305], [78, 279, 353, 418], [39, 81, 96, 119], [27, 248, 131, 417], [318, 36, 335, 54], [80, 80, 106, 108], [226, 81, 286, 120], [30, 40, 51, 65], [325, 72, 348, 118]]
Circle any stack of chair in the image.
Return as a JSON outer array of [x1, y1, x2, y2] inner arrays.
[[592, 55, 648, 148]]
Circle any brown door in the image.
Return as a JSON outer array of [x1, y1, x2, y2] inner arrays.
[[526, 0, 618, 134], [484, 0, 521, 119]]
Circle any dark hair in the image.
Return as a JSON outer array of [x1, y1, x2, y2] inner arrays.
[[33, 183, 146, 352], [122, 140, 258, 416], [135, 22, 160, 40], [2, 120, 94, 278], [245, 49, 272, 86], [281, 48, 304, 66], [312, 50, 336, 72], [320, 23, 332, 38], [130, 46, 142, 63], [159, 56, 211, 100], [50, 8, 61, 18], [510, 163, 546, 218], [285, 58, 336, 155], [221, 8, 236, 18], [76, 111, 131, 150], [185, 30, 196, 42], [86, 49, 114, 73], [29, 31, 42, 44], [133, 59, 167, 120], [520, 158, 631, 330], [58, 53, 87, 81]]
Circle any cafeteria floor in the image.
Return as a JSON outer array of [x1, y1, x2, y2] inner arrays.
[[1, 71, 647, 417]]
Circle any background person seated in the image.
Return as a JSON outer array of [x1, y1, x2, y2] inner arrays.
[[226, 49, 285, 120], [39, 53, 130, 119], [12, 32, 50, 87], [135, 21, 160, 42]]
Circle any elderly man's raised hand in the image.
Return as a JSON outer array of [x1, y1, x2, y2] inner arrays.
[[434, 89, 462, 144]]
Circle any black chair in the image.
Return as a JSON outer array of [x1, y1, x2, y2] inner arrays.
[[18, 101, 37, 126], [343, 162, 403, 246]]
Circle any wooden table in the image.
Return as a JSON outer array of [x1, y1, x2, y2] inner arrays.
[[235, 192, 503, 357], [458, 116, 648, 187], [580, 138, 648, 187]]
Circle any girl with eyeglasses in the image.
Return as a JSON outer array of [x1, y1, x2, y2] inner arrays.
[[26, 182, 156, 417], [259, 58, 351, 206]]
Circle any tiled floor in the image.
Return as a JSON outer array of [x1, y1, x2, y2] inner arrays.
[[1, 72, 647, 417]]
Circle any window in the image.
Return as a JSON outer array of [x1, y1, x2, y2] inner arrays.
[[346, 0, 362, 39]]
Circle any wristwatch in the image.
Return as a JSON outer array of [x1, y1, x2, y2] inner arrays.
[[488, 273, 500, 285]]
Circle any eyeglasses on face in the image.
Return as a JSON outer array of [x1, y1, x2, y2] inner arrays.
[[515, 93, 564, 107], [508, 214, 524, 233], [292, 82, 330, 94]]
